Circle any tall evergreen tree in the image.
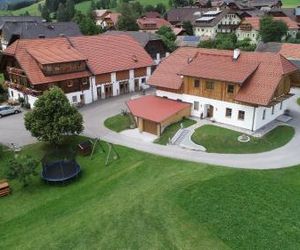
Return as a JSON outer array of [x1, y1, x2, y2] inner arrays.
[[56, 3, 68, 22], [66, 0, 75, 20]]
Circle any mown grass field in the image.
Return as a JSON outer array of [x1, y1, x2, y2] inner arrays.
[[1, 137, 300, 249], [282, 0, 300, 7], [191, 125, 295, 153]]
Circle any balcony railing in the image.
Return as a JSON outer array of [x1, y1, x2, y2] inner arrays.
[[7, 81, 43, 97]]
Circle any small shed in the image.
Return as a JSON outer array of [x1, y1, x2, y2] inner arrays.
[[127, 95, 191, 136]]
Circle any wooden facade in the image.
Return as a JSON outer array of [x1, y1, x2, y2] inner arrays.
[[183, 76, 240, 103]]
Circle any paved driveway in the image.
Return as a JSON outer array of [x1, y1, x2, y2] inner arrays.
[[1, 89, 300, 169]]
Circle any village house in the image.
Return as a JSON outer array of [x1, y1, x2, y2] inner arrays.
[[106, 31, 169, 64], [236, 16, 299, 44], [136, 17, 172, 33], [0, 21, 82, 51], [1, 34, 153, 108], [193, 8, 241, 39], [128, 47, 300, 135], [92, 9, 121, 30]]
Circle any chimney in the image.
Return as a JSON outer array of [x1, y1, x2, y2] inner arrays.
[[233, 49, 240, 60]]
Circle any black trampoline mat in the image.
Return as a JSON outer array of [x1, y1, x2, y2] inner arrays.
[[42, 160, 81, 182]]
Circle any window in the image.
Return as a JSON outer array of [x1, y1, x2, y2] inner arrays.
[[271, 106, 275, 115], [238, 110, 245, 120], [194, 101, 199, 111], [67, 81, 73, 87], [280, 102, 283, 110], [225, 108, 232, 117], [10, 91, 14, 97], [72, 96, 78, 103], [227, 84, 234, 94], [205, 81, 214, 90], [141, 77, 146, 83], [262, 109, 266, 120], [194, 79, 200, 88]]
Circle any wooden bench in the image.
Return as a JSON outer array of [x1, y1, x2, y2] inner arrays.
[[0, 180, 10, 197]]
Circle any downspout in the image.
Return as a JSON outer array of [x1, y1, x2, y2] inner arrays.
[[251, 106, 256, 131]]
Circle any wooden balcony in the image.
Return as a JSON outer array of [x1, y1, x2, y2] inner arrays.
[[7, 67, 26, 76], [6, 81, 43, 97]]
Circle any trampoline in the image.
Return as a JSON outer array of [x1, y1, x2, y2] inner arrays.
[[41, 148, 81, 183]]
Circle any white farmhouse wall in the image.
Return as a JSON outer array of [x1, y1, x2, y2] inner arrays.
[[236, 29, 259, 44], [8, 88, 38, 108], [156, 89, 292, 131]]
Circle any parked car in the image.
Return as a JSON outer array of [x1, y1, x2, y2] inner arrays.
[[0, 105, 21, 118]]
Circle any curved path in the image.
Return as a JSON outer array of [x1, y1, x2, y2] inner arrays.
[[81, 90, 300, 170], [0, 90, 299, 170]]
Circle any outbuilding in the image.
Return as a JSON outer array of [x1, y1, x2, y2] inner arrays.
[[127, 95, 191, 136]]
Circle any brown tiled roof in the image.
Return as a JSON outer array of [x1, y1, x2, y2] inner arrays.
[[4, 37, 90, 85], [127, 95, 191, 123], [69, 34, 153, 75], [148, 47, 298, 106], [26, 46, 87, 65], [137, 17, 172, 30], [180, 53, 259, 84], [4, 34, 153, 85]]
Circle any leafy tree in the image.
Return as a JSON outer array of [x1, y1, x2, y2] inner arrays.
[[6, 155, 39, 187], [41, 5, 51, 22], [79, 15, 103, 35], [66, 0, 76, 20], [144, 4, 156, 12], [117, 3, 139, 31], [156, 26, 177, 51], [155, 3, 166, 15], [198, 39, 216, 48], [24, 87, 84, 145], [182, 21, 193, 35], [235, 38, 256, 51], [259, 16, 288, 43], [56, 3, 68, 22], [131, 2, 144, 16]]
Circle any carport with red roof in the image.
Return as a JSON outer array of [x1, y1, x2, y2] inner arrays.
[[127, 95, 191, 136]]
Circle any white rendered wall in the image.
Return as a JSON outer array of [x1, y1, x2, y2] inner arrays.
[[156, 90, 292, 131], [8, 88, 38, 108]]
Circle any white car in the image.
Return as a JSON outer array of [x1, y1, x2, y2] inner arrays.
[[0, 105, 21, 118]]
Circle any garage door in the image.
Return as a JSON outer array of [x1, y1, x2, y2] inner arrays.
[[143, 119, 158, 135]]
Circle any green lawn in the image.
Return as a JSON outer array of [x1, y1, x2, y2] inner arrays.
[[154, 118, 197, 145], [1, 137, 300, 249], [297, 98, 300, 106], [75, 0, 92, 14], [191, 125, 294, 154], [282, 0, 300, 7], [104, 113, 134, 132]]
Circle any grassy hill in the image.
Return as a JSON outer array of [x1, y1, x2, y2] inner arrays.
[[0, 0, 298, 17]]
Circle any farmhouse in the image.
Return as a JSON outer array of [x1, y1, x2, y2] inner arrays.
[[236, 16, 299, 44], [1, 34, 153, 107], [143, 47, 300, 132]]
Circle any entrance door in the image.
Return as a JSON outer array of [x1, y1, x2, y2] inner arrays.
[[119, 81, 129, 95], [105, 84, 113, 98], [80, 94, 85, 104], [207, 105, 214, 118], [143, 120, 157, 135], [134, 79, 140, 92], [97, 86, 102, 99]]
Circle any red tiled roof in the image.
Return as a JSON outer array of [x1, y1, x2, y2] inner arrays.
[[180, 53, 259, 84], [69, 34, 153, 75], [243, 16, 299, 30], [4, 34, 153, 85], [127, 95, 191, 123], [137, 17, 172, 30], [26, 46, 87, 65], [148, 47, 298, 106], [278, 43, 300, 59], [4, 37, 91, 85]]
